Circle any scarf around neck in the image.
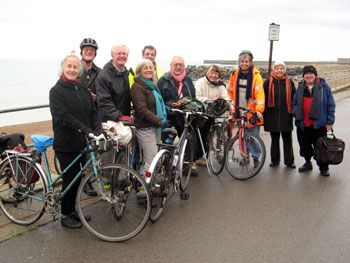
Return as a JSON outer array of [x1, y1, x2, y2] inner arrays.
[[139, 76, 167, 132], [170, 69, 186, 98], [295, 78, 320, 122], [235, 66, 254, 107], [205, 76, 226, 87], [267, 73, 292, 113]]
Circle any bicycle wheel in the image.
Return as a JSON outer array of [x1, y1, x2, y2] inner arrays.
[[54, 153, 61, 175], [0, 156, 47, 225], [208, 126, 226, 175], [179, 136, 193, 191], [225, 132, 266, 180], [76, 164, 151, 242], [149, 150, 171, 222]]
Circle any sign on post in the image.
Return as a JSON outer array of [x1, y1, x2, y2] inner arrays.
[[269, 23, 280, 41]]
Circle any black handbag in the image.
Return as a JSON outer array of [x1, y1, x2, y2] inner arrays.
[[314, 131, 345, 165]]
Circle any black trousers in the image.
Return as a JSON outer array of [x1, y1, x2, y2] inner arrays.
[[55, 151, 86, 216], [296, 126, 328, 171], [269, 131, 294, 166]]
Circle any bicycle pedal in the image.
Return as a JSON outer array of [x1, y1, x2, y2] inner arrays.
[[180, 192, 189, 200]]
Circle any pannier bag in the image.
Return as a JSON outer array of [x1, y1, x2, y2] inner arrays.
[[0, 132, 28, 157], [314, 131, 345, 165], [102, 121, 132, 145]]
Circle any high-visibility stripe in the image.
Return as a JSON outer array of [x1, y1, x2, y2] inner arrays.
[[256, 101, 264, 105], [254, 85, 263, 91], [227, 87, 233, 91]]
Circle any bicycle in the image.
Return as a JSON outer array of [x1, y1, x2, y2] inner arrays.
[[0, 133, 151, 242], [224, 107, 266, 180], [146, 108, 209, 222], [205, 99, 233, 175]]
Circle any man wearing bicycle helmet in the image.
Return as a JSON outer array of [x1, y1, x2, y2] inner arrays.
[[80, 38, 101, 104], [78, 38, 101, 196], [227, 50, 265, 167]]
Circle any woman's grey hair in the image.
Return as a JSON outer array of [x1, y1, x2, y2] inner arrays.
[[135, 59, 154, 77], [59, 52, 83, 77], [238, 50, 254, 65]]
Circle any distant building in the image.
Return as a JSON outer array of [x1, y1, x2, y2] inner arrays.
[[337, 58, 350, 64]]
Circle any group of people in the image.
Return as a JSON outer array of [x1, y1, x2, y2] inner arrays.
[[49, 38, 336, 229]]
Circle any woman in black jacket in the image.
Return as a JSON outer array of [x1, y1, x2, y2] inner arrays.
[[263, 61, 296, 168], [49, 53, 102, 229]]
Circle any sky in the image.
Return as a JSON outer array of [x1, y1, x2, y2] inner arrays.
[[1, 0, 349, 69]]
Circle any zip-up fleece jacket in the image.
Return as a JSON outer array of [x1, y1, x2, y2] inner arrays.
[[49, 79, 101, 152]]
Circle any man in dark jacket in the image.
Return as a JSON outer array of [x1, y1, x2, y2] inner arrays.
[[96, 45, 132, 122], [79, 38, 101, 196], [80, 38, 101, 104], [292, 65, 335, 176], [158, 56, 199, 175]]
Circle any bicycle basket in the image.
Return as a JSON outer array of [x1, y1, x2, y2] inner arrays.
[[178, 98, 206, 112], [102, 121, 132, 145]]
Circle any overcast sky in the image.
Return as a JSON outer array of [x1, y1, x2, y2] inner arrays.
[[1, 0, 349, 68]]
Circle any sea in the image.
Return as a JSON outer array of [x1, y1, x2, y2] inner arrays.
[[0, 59, 202, 127]]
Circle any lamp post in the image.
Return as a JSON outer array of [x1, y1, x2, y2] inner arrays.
[[268, 23, 280, 77]]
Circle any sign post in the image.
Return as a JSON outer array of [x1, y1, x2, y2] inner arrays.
[[268, 23, 280, 77]]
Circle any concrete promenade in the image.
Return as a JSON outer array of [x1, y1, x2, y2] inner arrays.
[[0, 89, 349, 263]]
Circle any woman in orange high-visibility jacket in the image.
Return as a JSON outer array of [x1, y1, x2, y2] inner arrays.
[[227, 50, 265, 167]]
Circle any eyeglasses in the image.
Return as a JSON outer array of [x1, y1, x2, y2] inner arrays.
[[172, 63, 184, 68]]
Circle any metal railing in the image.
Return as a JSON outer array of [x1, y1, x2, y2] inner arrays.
[[0, 104, 49, 114]]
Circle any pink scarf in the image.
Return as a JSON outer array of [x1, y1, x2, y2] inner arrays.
[[170, 69, 186, 98]]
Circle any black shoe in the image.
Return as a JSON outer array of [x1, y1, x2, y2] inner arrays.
[[253, 158, 259, 168], [191, 164, 198, 176], [320, 169, 330, 176], [71, 211, 91, 222], [83, 181, 98, 196], [286, 163, 296, 169], [298, 161, 312, 172], [61, 215, 82, 229], [269, 162, 279, 167], [136, 191, 147, 205]]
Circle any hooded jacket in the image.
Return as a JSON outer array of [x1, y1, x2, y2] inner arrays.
[[49, 78, 101, 152], [96, 60, 131, 122]]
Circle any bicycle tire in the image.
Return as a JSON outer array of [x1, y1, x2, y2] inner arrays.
[[54, 153, 61, 175], [225, 132, 266, 180], [76, 164, 151, 242], [208, 126, 226, 175], [179, 136, 193, 191], [0, 156, 47, 225], [149, 150, 171, 222]]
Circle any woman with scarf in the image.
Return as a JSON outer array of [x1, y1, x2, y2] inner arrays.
[[50, 53, 102, 228], [263, 61, 296, 168], [130, 59, 168, 177], [292, 65, 335, 176], [227, 50, 265, 167]]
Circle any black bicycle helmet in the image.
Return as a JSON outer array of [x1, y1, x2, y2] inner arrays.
[[212, 98, 228, 116], [80, 38, 98, 50], [239, 50, 253, 61]]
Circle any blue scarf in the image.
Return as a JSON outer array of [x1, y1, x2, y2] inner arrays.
[[235, 66, 254, 102], [139, 76, 167, 132]]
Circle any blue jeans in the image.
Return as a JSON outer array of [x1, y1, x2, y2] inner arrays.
[[246, 125, 262, 159]]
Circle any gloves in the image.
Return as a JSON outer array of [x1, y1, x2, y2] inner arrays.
[[160, 120, 171, 129], [80, 126, 94, 136], [118, 115, 134, 123]]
